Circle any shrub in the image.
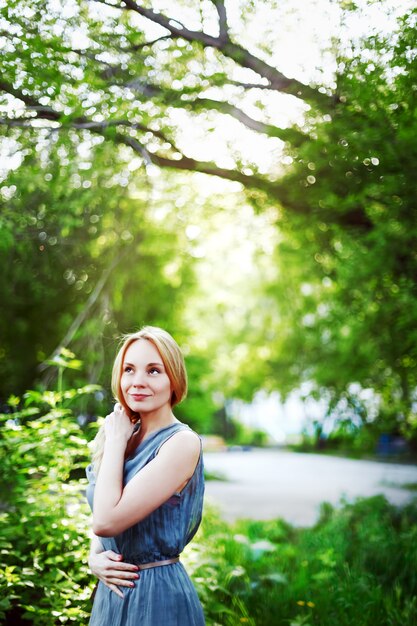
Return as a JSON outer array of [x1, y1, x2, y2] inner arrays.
[[2, 377, 416, 626], [0, 384, 98, 625], [186, 496, 417, 626]]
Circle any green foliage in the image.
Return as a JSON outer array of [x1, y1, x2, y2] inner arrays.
[[0, 382, 96, 625], [1, 372, 416, 625], [0, 139, 197, 399], [259, 8, 417, 440], [225, 419, 269, 447], [1, 0, 417, 451], [176, 355, 219, 434], [187, 496, 417, 626]]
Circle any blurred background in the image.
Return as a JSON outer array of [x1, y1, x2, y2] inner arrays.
[[1, 0, 417, 624]]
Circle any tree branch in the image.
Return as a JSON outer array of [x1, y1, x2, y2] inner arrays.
[[229, 80, 274, 90], [191, 97, 307, 145], [128, 34, 172, 51], [0, 80, 61, 122], [135, 151, 370, 232], [99, 0, 329, 104], [117, 132, 372, 231], [38, 251, 128, 373], [119, 0, 220, 46], [0, 92, 286, 199], [70, 119, 181, 151], [0, 118, 48, 128], [0, 80, 303, 205], [210, 0, 229, 43], [220, 41, 325, 102], [88, 0, 121, 9], [118, 132, 279, 197], [0, 81, 182, 153], [112, 78, 307, 145]]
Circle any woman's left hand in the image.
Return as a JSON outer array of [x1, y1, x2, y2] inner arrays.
[[104, 403, 135, 445]]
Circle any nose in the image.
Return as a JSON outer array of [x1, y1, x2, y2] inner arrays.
[[131, 370, 146, 388]]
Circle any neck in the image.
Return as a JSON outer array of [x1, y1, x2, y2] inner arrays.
[[125, 408, 178, 458], [138, 405, 178, 438]]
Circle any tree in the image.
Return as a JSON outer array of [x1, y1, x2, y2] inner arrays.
[[0, 0, 339, 206], [0, 136, 196, 398], [265, 7, 417, 439], [1, 0, 416, 437]]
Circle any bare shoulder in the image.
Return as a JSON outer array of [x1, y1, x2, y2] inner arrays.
[[158, 428, 201, 459]]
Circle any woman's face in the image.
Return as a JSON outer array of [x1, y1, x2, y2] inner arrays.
[[120, 339, 172, 416]]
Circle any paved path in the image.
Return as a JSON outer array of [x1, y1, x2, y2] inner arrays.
[[203, 448, 417, 526]]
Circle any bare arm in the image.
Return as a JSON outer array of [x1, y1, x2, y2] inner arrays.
[[92, 407, 200, 537]]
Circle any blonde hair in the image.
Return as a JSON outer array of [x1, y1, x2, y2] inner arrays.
[[91, 326, 187, 474]]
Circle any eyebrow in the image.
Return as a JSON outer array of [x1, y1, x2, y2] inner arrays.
[[123, 361, 165, 368]]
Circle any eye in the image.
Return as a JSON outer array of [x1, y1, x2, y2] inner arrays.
[[148, 367, 161, 375], [123, 366, 133, 373]]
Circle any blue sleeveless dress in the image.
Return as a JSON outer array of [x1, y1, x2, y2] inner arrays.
[[85, 422, 205, 625]]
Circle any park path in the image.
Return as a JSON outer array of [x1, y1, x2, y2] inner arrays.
[[203, 448, 417, 526]]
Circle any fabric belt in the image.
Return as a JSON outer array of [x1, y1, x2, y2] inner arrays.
[[137, 556, 180, 570]]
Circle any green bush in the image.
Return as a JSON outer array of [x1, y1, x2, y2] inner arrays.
[[0, 383, 98, 625], [227, 419, 269, 447], [2, 373, 416, 626], [186, 496, 417, 626]]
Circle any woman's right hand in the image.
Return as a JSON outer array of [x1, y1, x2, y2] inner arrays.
[[88, 550, 139, 598]]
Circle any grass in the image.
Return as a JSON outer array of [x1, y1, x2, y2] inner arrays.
[[185, 495, 417, 626]]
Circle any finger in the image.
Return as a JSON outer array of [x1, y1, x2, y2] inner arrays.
[[108, 577, 138, 587], [106, 582, 124, 599], [103, 553, 139, 571], [106, 562, 139, 572], [105, 551, 125, 562], [115, 403, 131, 421], [106, 569, 140, 580]]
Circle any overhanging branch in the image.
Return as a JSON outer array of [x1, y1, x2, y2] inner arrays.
[[210, 0, 229, 42], [119, 0, 220, 46], [90, 0, 329, 105], [192, 97, 307, 145], [111, 78, 308, 145], [118, 133, 280, 197], [0, 81, 182, 152]]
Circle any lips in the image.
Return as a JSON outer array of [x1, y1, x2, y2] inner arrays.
[[130, 394, 150, 401]]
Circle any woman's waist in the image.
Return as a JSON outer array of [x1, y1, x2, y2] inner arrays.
[[123, 552, 181, 566]]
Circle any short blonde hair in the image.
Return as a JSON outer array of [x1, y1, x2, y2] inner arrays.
[[111, 326, 188, 420], [92, 326, 187, 473]]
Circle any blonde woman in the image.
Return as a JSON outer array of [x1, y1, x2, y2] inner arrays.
[[86, 326, 205, 625]]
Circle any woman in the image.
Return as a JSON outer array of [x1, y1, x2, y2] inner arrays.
[[85, 326, 205, 625]]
